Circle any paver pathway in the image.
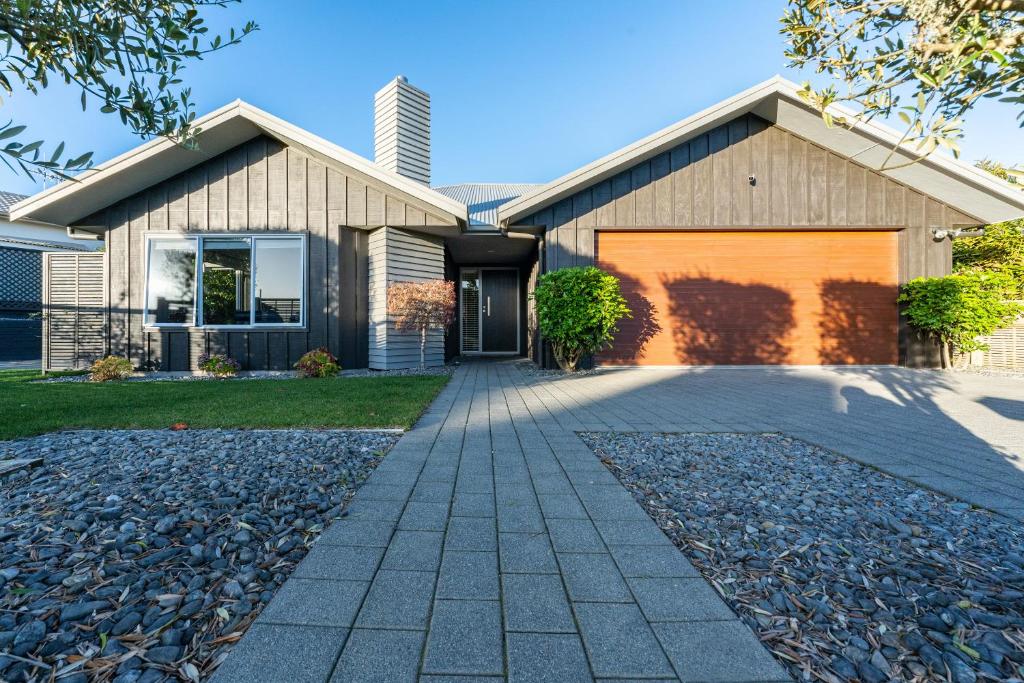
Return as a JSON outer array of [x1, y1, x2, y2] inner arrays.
[[213, 360, 1022, 682]]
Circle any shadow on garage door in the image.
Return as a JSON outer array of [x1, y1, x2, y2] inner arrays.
[[0, 313, 41, 365]]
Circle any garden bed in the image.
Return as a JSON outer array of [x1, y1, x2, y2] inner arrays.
[[0, 428, 399, 682], [580, 431, 1024, 683]]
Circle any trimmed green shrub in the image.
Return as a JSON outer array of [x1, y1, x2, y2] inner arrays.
[[294, 347, 340, 378], [89, 355, 133, 382], [952, 222, 1024, 297], [532, 266, 631, 372], [197, 352, 240, 378], [898, 269, 1023, 368]]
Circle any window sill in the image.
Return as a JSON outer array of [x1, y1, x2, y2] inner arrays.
[[143, 325, 307, 332]]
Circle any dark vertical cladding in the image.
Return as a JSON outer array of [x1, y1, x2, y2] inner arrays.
[[88, 135, 452, 371], [514, 114, 978, 368]]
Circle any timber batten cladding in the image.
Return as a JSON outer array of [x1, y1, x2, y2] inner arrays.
[[90, 135, 457, 371], [512, 114, 980, 367]]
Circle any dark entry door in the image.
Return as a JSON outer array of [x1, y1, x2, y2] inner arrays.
[[480, 269, 518, 353]]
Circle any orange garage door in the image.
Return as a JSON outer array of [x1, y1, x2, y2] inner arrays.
[[595, 231, 898, 366]]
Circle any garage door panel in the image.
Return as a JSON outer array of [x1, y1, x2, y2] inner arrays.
[[595, 231, 898, 366]]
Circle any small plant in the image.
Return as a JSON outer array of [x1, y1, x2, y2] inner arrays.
[[89, 356, 133, 382], [387, 280, 456, 368], [532, 266, 631, 372], [197, 353, 240, 378], [294, 347, 340, 378], [898, 269, 1023, 369]]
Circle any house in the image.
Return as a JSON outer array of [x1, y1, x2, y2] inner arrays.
[[10, 76, 1024, 371], [0, 191, 99, 366]]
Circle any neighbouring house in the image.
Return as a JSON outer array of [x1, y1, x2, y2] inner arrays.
[[0, 191, 99, 366], [10, 75, 1024, 371]]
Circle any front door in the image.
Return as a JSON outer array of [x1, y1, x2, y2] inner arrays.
[[461, 268, 519, 354]]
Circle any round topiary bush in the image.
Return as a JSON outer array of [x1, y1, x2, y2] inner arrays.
[[532, 266, 631, 372], [89, 355, 134, 382], [294, 347, 341, 378]]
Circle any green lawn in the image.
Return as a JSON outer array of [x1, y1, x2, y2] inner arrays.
[[0, 370, 449, 441]]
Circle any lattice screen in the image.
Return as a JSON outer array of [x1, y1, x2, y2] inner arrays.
[[0, 247, 42, 311]]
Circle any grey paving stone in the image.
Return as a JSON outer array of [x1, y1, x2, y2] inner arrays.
[[592, 518, 671, 547], [355, 570, 436, 629], [259, 578, 368, 628], [437, 550, 500, 600], [507, 633, 592, 683], [609, 544, 699, 578], [209, 623, 346, 683], [355, 482, 413, 501], [452, 492, 496, 517], [502, 573, 576, 633], [547, 518, 605, 553], [455, 474, 494, 494], [654, 621, 793, 682], [420, 678, 503, 683], [559, 553, 633, 603], [628, 577, 736, 623], [493, 466, 532, 483], [344, 497, 406, 522], [419, 465, 459, 482], [531, 474, 576, 495], [537, 493, 589, 519], [496, 504, 547, 533], [412, 480, 456, 502], [574, 602, 676, 679], [293, 544, 384, 582], [579, 496, 650, 522], [317, 519, 395, 548], [330, 627, 425, 683], [398, 501, 450, 531], [423, 600, 503, 676], [381, 530, 444, 571], [499, 532, 559, 573], [445, 516, 498, 551]]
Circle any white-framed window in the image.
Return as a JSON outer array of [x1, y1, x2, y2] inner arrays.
[[144, 234, 305, 328]]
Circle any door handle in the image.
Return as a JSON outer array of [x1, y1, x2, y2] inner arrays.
[[486, 296, 491, 317]]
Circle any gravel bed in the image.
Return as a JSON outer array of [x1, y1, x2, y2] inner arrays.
[[580, 431, 1024, 683], [36, 366, 454, 383], [0, 429, 399, 682]]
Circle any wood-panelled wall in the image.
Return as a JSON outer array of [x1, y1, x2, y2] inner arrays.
[[97, 135, 456, 371], [516, 114, 979, 367]]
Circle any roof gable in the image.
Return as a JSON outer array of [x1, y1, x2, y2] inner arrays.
[[11, 101, 467, 227], [499, 77, 1024, 227]]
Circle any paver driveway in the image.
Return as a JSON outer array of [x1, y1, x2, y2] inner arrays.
[[212, 360, 1022, 682]]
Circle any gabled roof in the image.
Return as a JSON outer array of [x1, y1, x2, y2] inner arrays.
[[0, 235, 91, 252], [11, 100, 468, 227], [498, 76, 1024, 227], [433, 183, 542, 227], [0, 190, 28, 217]]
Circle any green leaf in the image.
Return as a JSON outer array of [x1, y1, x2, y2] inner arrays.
[[0, 125, 27, 140]]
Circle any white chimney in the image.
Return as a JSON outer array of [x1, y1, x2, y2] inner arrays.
[[374, 76, 430, 185]]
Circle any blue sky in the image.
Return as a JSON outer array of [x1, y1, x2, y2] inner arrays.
[[4, 0, 1023, 196]]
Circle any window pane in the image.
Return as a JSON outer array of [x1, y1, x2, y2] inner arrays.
[[202, 238, 252, 326], [146, 239, 196, 325], [254, 238, 303, 324]]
